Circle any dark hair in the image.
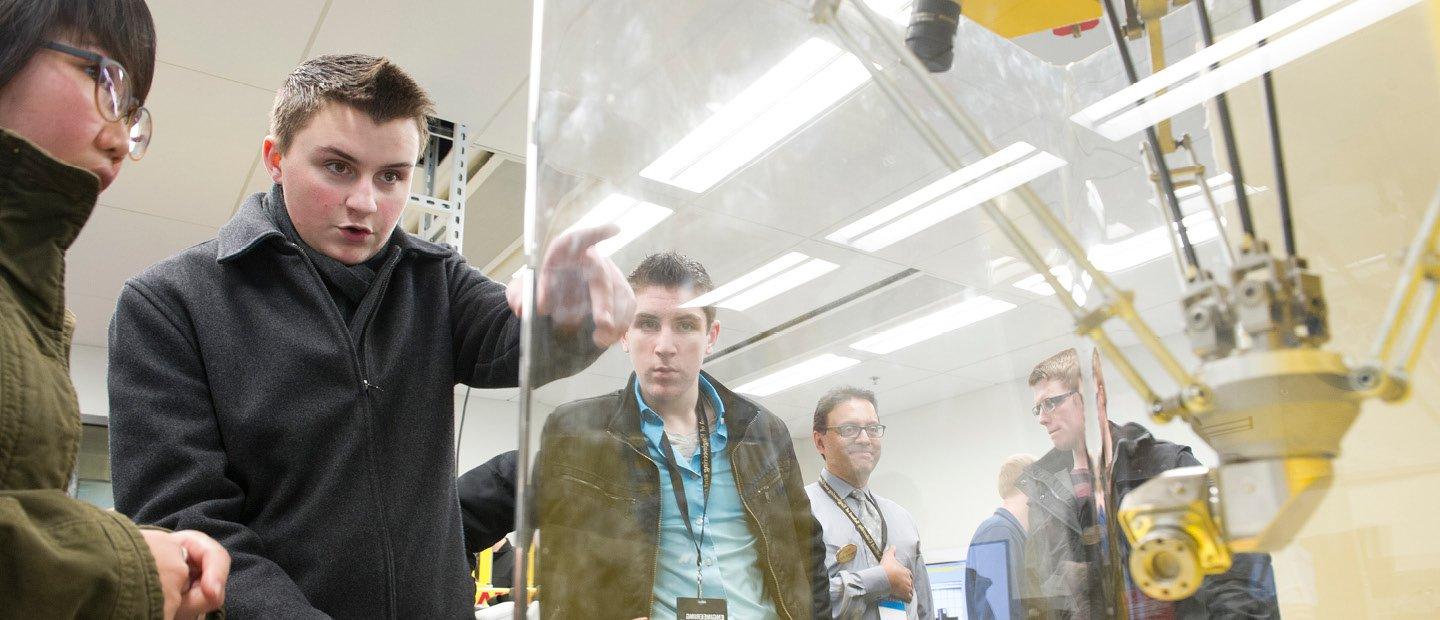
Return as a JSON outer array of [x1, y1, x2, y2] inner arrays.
[[270, 53, 434, 153], [628, 251, 716, 324], [0, 0, 157, 102], [812, 387, 878, 433]]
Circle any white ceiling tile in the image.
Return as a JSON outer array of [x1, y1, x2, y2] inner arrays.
[[66, 206, 218, 300], [149, 0, 330, 89], [472, 80, 528, 158], [878, 373, 991, 416], [306, 0, 532, 135], [99, 63, 274, 227], [728, 358, 937, 411]]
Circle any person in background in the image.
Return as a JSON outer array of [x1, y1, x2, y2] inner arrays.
[[806, 387, 933, 620], [1019, 348, 1279, 618], [536, 251, 829, 620], [0, 1, 229, 618], [965, 454, 1035, 620]]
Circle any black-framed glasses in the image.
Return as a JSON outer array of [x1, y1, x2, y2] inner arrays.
[[43, 41, 152, 160], [822, 424, 887, 439], [1031, 390, 1078, 417]]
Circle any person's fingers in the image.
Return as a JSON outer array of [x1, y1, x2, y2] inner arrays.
[[608, 259, 636, 331], [586, 251, 616, 345], [548, 224, 620, 260], [506, 272, 525, 318], [174, 531, 229, 610]]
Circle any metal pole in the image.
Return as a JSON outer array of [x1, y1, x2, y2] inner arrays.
[[1192, 0, 1260, 241]]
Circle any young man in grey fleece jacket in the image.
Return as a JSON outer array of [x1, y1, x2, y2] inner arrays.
[[106, 54, 635, 619]]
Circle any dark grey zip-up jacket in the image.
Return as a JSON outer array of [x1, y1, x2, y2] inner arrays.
[[107, 186, 599, 619]]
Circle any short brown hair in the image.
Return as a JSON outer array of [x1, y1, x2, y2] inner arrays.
[[269, 53, 434, 153], [997, 453, 1036, 498], [1028, 347, 1080, 392], [812, 387, 878, 433], [628, 251, 716, 324]]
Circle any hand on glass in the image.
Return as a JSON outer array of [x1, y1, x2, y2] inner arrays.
[[506, 224, 636, 347], [141, 529, 230, 619]]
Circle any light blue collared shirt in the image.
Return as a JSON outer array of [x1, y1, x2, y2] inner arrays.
[[637, 376, 779, 620]]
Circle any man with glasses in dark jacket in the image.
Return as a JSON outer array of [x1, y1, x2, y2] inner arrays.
[[534, 251, 830, 620], [1018, 348, 1279, 619]]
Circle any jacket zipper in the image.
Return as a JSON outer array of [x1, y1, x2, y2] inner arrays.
[[290, 243, 404, 618], [357, 252, 402, 618], [611, 430, 664, 616], [734, 458, 794, 620]]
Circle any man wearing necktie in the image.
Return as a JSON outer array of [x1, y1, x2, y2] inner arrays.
[[806, 388, 933, 620]]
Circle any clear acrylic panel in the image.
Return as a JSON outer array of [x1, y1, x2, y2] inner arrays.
[[514, 0, 1440, 617]]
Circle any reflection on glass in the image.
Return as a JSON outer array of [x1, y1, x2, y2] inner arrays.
[[535, 253, 828, 619]]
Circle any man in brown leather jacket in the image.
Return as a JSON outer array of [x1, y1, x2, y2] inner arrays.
[[535, 251, 830, 619]]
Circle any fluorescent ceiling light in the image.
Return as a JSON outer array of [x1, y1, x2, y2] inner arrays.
[[639, 2, 915, 194], [1088, 210, 1221, 272], [1012, 265, 1093, 306], [1073, 0, 1420, 141], [827, 143, 1066, 252], [684, 252, 840, 311], [564, 193, 673, 257], [850, 295, 1018, 354], [734, 353, 861, 397], [641, 39, 870, 193]]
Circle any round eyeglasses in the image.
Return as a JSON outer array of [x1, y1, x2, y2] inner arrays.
[[43, 41, 153, 160]]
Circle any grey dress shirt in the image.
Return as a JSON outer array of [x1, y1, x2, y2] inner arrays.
[[806, 469, 933, 620]]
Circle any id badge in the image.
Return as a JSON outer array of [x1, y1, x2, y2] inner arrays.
[[878, 599, 906, 620], [677, 596, 728, 620]]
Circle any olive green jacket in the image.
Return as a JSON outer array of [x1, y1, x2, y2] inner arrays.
[[0, 129, 165, 619]]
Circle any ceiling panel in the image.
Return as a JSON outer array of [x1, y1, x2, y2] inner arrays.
[[873, 297, 1074, 373], [98, 63, 274, 227], [880, 372, 992, 418], [149, 0, 330, 89], [738, 358, 939, 410], [66, 206, 218, 300], [472, 81, 528, 158], [306, 0, 532, 135]]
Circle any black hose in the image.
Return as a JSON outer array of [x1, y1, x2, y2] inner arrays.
[[1250, 0, 1297, 256], [1193, 0, 1259, 241], [1099, 0, 1203, 273]]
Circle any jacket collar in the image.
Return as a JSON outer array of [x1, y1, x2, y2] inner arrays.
[[216, 184, 453, 263], [0, 130, 100, 331], [606, 370, 760, 454]]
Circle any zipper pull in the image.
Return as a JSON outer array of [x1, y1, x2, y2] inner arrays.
[[361, 379, 384, 393]]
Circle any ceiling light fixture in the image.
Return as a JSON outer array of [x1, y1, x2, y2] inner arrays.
[[827, 142, 1066, 252], [849, 295, 1018, 354], [684, 252, 840, 311], [564, 193, 673, 257], [734, 353, 862, 396]]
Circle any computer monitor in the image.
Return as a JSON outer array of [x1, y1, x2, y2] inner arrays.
[[925, 559, 968, 620], [964, 539, 1012, 620]]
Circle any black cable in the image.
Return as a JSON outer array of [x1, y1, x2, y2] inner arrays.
[[455, 385, 473, 473], [1193, 0, 1259, 240], [1100, 0, 1203, 273], [1250, 0, 1297, 256]]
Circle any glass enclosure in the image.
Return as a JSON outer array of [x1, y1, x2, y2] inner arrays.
[[515, 0, 1440, 617]]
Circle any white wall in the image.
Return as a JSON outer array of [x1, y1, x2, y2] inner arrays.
[[70, 344, 110, 418]]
